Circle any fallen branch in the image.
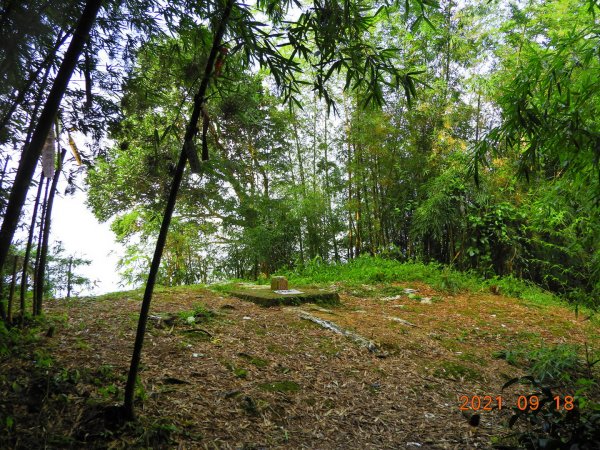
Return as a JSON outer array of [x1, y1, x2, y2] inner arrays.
[[387, 316, 417, 327], [180, 328, 212, 337], [299, 311, 378, 352]]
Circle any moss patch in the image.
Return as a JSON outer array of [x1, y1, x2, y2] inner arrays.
[[229, 287, 340, 307]]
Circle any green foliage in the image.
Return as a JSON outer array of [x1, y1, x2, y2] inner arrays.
[[280, 255, 481, 294], [500, 375, 600, 450], [258, 380, 300, 393], [177, 303, 217, 323], [528, 344, 581, 382], [33, 349, 54, 369], [433, 361, 481, 381], [495, 341, 600, 448]]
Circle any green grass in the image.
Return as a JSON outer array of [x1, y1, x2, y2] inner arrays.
[[258, 380, 300, 393], [269, 256, 596, 315], [277, 256, 482, 294]]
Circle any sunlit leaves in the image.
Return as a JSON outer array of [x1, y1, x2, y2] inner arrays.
[[472, 0, 600, 191]]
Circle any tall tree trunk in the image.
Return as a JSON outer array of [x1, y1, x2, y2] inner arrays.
[[7, 255, 18, 324], [34, 149, 66, 315], [475, 91, 482, 143], [17, 79, 53, 319], [123, 0, 235, 421], [0, 156, 10, 214], [0, 0, 103, 278], [20, 173, 45, 323], [323, 115, 339, 262], [0, 273, 5, 322], [33, 179, 50, 315], [292, 121, 307, 263]]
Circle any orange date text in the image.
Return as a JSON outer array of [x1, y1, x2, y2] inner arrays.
[[459, 395, 574, 411]]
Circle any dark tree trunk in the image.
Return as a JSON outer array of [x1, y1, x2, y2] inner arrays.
[[0, 269, 5, 322], [34, 149, 66, 315], [20, 173, 45, 324], [0, 156, 10, 214], [7, 255, 18, 324], [0, 0, 103, 278], [123, 0, 236, 421], [33, 179, 50, 315]]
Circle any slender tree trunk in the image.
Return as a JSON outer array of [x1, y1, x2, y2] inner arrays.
[[0, 274, 5, 322], [292, 121, 307, 263], [0, 156, 9, 191], [20, 173, 45, 324], [35, 149, 66, 315], [285, 137, 305, 264], [0, 156, 10, 214], [7, 255, 18, 324], [312, 95, 318, 194], [0, 0, 103, 278], [323, 115, 339, 262], [123, 0, 235, 421], [33, 179, 50, 315], [475, 91, 481, 143], [66, 256, 72, 299]]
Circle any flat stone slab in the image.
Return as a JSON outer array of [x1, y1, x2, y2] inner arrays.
[[230, 287, 340, 307]]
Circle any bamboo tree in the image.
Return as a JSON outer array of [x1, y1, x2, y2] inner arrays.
[[0, 0, 104, 277], [123, 0, 236, 420], [0, 271, 5, 323], [20, 173, 45, 324], [33, 178, 50, 315], [34, 149, 66, 315], [6, 254, 18, 324], [66, 256, 73, 299]]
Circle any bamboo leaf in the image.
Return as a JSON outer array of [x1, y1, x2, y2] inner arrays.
[[67, 130, 82, 166]]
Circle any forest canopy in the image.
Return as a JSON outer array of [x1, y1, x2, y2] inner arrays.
[[83, 0, 600, 307]]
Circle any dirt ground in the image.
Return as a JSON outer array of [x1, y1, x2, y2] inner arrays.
[[1, 282, 598, 449]]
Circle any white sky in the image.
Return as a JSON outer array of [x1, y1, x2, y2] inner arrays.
[[50, 185, 126, 295]]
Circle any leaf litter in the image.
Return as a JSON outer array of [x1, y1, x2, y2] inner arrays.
[[1, 282, 597, 449]]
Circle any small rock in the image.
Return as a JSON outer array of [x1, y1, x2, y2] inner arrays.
[[243, 316, 252, 320], [192, 353, 204, 358]]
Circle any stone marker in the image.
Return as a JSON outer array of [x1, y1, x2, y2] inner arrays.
[[270, 276, 288, 290]]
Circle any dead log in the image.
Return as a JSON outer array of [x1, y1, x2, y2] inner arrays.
[[387, 316, 417, 327], [299, 311, 378, 352]]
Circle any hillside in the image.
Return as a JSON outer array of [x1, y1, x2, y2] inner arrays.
[[1, 278, 598, 449]]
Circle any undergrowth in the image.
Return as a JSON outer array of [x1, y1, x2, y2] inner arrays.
[[496, 343, 600, 449], [274, 256, 565, 305]]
